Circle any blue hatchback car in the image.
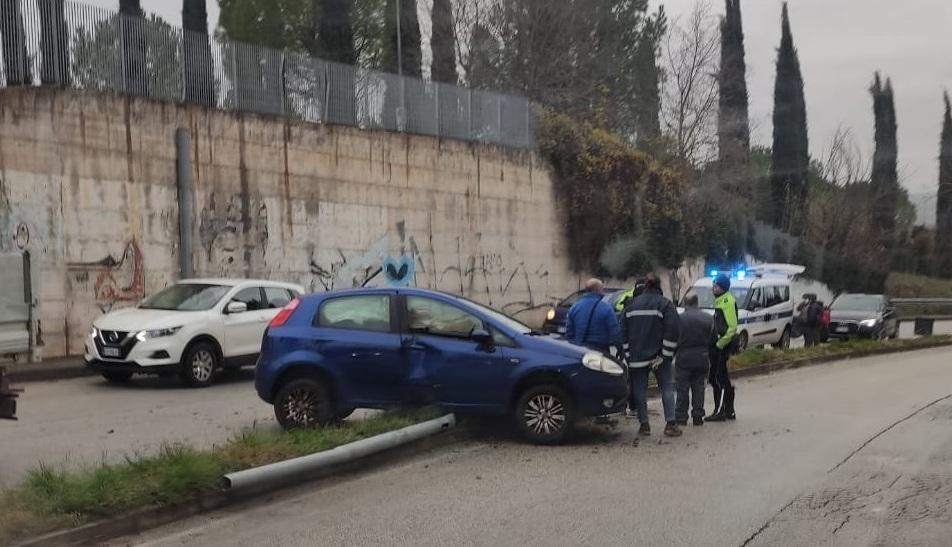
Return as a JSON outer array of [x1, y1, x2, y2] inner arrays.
[[255, 288, 628, 444]]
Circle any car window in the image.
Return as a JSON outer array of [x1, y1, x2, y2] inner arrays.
[[317, 295, 392, 333], [407, 297, 483, 339], [264, 287, 293, 308], [139, 283, 230, 311], [232, 287, 265, 311], [682, 286, 750, 309], [748, 288, 764, 310]]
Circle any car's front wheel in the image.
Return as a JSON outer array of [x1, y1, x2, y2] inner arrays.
[[735, 331, 749, 353], [180, 342, 219, 388], [773, 327, 791, 350], [274, 378, 335, 429], [514, 384, 576, 445]]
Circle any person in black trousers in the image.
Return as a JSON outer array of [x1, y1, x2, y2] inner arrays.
[[675, 294, 714, 426]]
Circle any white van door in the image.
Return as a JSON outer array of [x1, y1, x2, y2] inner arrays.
[[761, 285, 792, 345], [743, 287, 770, 347]]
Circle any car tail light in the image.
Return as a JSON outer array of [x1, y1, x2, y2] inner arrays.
[[269, 298, 300, 328]]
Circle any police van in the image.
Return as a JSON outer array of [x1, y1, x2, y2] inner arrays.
[[682, 264, 805, 351]]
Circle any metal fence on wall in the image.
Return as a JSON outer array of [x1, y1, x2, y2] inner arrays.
[[0, 0, 534, 148]]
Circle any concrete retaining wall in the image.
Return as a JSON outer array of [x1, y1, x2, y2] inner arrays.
[[0, 89, 581, 358]]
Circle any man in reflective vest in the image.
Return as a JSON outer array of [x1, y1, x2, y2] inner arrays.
[[708, 273, 738, 421]]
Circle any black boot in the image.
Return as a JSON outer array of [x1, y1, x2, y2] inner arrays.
[[706, 410, 728, 422], [723, 387, 736, 420], [708, 387, 722, 419]]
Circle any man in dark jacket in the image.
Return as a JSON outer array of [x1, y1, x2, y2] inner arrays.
[[675, 294, 714, 426], [622, 274, 682, 437], [565, 278, 621, 354]]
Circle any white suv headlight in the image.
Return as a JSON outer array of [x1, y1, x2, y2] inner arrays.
[[89, 327, 98, 338], [859, 319, 879, 328], [582, 352, 625, 376], [136, 327, 182, 341]]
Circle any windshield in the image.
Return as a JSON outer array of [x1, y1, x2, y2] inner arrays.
[[456, 296, 532, 335], [561, 289, 622, 308], [139, 284, 231, 311], [683, 286, 750, 309], [832, 295, 883, 312]]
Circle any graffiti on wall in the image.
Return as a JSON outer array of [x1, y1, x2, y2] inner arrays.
[[308, 220, 553, 317], [67, 240, 145, 313], [199, 193, 269, 274]]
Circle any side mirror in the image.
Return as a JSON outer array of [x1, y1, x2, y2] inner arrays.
[[226, 301, 248, 315], [471, 327, 493, 345]]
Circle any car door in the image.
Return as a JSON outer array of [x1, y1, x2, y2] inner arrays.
[[401, 295, 511, 410], [312, 294, 407, 405], [223, 286, 270, 359], [761, 285, 787, 344], [744, 287, 770, 346]]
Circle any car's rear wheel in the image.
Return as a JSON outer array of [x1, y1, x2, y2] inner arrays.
[[180, 342, 219, 388], [514, 384, 576, 445], [274, 378, 335, 429], [773, 327, 791, 350], [102, 371, 133, 383]]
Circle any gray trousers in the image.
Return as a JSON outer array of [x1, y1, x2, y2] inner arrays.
[[676, 366, 708, 422]]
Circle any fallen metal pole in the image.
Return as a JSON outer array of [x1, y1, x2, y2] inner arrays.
[[222, 413, 456, 494]]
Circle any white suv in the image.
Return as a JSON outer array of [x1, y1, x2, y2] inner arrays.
[[84, 279, 305, 387]]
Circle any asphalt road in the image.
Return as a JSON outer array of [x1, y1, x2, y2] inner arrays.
[[0, 370, 274, 487], [108, 346, 952, 547]]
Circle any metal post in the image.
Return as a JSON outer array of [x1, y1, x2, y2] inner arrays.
[[396, 0, 402, 78], [118, 14, 127, 93], [467, 89, 473, 140], [435, 83, 441, 136], [176, 129, 194, 279]]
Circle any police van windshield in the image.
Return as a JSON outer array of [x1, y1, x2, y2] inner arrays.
[[682, 286, 750, 309]]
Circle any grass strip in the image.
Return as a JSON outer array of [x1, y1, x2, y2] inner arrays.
[[731, 335, 952, 372], [0, 407, 441, 545]]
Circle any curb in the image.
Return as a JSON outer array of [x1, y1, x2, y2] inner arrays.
[[15, 422, 474, 547], [5, 360, 94, 383]]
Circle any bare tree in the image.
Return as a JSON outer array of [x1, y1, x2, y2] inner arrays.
[[660, 0, 719, 166], [820, 126, 868, 186]]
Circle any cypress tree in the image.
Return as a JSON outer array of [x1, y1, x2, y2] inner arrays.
[[316, 0, 357, 65], [1, 0, 32, 85], [870, 73, 899, 250], [936, 92, 952, 275], [119, 0, 147, 96], [39, 0, 70, 86], [430, 0, 457, 84], [770, 3, 809, 234], [183, 0, 216, 107], [717, 0, 750, 168], [382, 0, 422, 77]]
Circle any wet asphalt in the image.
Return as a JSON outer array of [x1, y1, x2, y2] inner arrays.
[[108, 346, 952, 547]]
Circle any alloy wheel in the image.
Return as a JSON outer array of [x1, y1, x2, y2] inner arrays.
[[524, 393, 567, 435], [283, 388, 324, 427], [191, 350, 215, 382]]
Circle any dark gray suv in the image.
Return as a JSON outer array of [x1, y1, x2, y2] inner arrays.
[[827, 294, 898, 340]]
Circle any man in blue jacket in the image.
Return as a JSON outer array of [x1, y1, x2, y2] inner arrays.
[[565, 278, 621, 355]]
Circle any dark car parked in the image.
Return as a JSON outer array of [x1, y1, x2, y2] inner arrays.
[[827, 294, 898, 340], [541, 288, 624, 335], [255, 288, 629, 444]]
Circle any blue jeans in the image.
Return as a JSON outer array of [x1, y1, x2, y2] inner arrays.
[[630, 361, 675, 424]]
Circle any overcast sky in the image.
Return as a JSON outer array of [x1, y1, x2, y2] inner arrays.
[[652, 0, 952, 222], [104, 0, 952, 221]]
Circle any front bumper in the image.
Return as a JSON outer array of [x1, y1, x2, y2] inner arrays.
[[84, 332, 184, 368], [572, 369, 630, 417], [827, 322, 880, 339], [85, 359, 178, 376]]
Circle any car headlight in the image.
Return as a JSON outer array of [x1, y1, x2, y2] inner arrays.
[[546, 308, 556, 321], [859, 319, 879, 328], [136, 327, 182, 341], [582, 352, 625, 376], [89, 327, 98, 338]]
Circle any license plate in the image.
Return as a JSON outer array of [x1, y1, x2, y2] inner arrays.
[[557, 326, 567, 334], [836, 326, 849, 333], [102, 347, 121, 357]]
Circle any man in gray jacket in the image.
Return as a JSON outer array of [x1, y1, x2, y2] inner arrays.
[[675, 294, 714, 427]]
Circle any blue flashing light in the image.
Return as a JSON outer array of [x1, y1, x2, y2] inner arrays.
[[709, 269, 719, 277], [736, 270, 747, 281]]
